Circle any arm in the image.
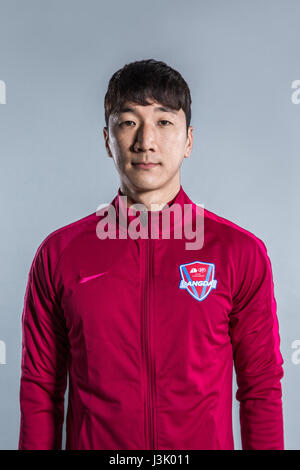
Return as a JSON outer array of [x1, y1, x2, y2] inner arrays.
[[18, 242, 70, 450], [229, 238, 284, 450]]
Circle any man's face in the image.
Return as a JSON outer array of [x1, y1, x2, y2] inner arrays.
[[103, 99, 193, 193]]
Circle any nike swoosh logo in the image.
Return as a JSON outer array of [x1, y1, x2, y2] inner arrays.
[[79, 272, 107, 284]]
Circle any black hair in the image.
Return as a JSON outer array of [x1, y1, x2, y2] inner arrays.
[[104, 59, 192, 135]]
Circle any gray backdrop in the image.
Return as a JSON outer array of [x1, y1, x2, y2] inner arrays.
[[0, 0, 299, 450]]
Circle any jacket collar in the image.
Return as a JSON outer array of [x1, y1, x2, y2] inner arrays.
[[109, 184, 198, 239]]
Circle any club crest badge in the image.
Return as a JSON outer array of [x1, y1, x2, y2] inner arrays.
[[179, 261, 217, 302]]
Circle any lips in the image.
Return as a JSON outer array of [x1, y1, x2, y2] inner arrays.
[[132, 162, 159, 169]]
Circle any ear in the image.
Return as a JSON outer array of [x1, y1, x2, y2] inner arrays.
[[184, 126, 194, 158], [103, 127, 113, 158]]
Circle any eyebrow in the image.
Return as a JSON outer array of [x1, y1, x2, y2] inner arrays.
[[118, 106, 178, 115]]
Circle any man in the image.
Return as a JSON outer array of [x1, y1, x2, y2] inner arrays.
[[18, 59, 284, 450]]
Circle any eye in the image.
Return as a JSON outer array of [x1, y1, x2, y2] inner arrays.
[[159, 120, 172, 126], [121, 120, 135, 127]]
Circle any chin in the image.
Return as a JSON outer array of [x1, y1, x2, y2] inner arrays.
[[126, 171, 161, 186]]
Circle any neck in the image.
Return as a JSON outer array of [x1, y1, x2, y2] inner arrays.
[[119, 179, 181, 212]]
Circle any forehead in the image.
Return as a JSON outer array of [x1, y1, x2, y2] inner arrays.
[[117, 100, 181, 116]]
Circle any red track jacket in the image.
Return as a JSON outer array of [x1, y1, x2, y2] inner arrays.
[[18, 185, 284, 450]]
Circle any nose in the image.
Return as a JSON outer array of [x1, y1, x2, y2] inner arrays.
[[133, 122, 156, 152]]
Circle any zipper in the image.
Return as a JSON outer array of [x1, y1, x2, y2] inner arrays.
[[143, 236, 156, 449]]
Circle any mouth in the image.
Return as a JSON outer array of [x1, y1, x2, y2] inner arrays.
[[132, 162, 160, 169]]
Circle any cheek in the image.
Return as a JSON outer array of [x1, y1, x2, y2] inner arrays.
[[111, 134, 127, 154], [114, 146, 128, 167], [164, 132, 186, 150], [162, 157, 185, 176], [164, 138, 186, 162]]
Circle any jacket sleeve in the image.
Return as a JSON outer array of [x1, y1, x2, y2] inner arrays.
[[18, 242, 70, 450], [229, 238, 284, 450]]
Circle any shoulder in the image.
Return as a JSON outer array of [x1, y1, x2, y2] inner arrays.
[[28, 211, 98, 280], [203, 205, 269, 258], [202, 207, 275, 301]]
